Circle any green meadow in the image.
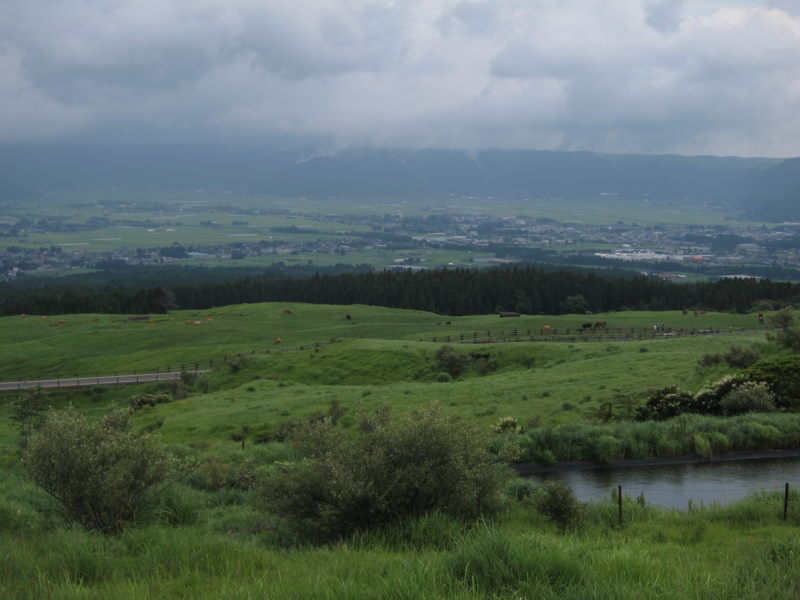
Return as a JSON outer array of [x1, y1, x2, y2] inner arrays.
[[1, 302, 798, 598]]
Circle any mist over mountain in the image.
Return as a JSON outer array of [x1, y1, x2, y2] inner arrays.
[[0, 144, 796, 215], [742, 157, 800, 221]]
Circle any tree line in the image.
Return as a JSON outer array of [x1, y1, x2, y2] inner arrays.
[[2, 263, 799, 316]]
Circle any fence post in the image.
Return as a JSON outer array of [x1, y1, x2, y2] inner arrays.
[[618, 485, 623, 527], [784, 482, 790, 521]]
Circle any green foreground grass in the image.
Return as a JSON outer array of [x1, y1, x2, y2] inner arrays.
[[1, 303, 799, 598], [2, 461, 800, 599]]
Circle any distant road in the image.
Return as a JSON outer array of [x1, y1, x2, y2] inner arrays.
[[0, 371, 209, 392]]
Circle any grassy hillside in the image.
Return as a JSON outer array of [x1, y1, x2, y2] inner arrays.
[[1, 303, 797, 598], [0, 303, 766, 379]]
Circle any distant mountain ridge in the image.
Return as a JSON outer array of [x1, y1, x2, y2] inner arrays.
[[0, 144, 796, 215]]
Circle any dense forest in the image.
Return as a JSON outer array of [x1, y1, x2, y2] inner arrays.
[[1, 264, 798, 317]]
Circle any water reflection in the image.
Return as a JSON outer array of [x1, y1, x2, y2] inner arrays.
[[531, 457, 800, 509]]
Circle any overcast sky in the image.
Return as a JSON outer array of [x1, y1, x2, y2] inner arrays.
[[1, 0, 799, 157]]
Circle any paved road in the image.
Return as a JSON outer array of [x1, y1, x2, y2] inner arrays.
[[0, 371, 209, 392]]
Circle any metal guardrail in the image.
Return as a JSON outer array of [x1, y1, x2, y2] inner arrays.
[[0, 340, 335, 392]]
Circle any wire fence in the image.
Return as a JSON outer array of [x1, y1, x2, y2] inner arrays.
[[425, 324, 776, 344], [560, 481, 800, 527], [561, 481, 797, 522]]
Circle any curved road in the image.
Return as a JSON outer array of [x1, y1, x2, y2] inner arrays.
[[0, 371, 209, 392]]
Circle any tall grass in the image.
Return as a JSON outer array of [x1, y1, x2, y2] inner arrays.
[[2, 482, 800, 598], [513, 413, 800, 464]]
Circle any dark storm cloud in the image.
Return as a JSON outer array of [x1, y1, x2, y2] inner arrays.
[[0, 0, 798, 156]]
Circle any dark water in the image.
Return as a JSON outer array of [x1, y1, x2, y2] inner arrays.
[[531, 457, 800, 509]]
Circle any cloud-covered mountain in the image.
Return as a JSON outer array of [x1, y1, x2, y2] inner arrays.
[[0, 144, 794, 210]]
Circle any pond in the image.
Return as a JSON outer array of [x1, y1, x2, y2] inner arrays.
[[529, 456, 800, 510]]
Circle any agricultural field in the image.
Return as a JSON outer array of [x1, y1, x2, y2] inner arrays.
[[4, 189, 790, 283]]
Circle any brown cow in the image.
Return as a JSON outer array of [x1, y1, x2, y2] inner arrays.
[[274, 337, 283, 345], [594, 321, 607, 329], [541, 325, 557, 334]]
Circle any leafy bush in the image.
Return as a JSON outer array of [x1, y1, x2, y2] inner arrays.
[[493, 416, 522, 434], [722, 345, 761, 369], [699, 352, 722, 367], [262, 405, 505, 541], [129, 393, 172, 411], [435, 345, 469, 377], [22, 408, 173, 534], [636, 386, 695, 421], [535, 480, 583, 530], [692, 374, 751, 415], [719, 381, 776, 416], [746, 355, 800, 409]]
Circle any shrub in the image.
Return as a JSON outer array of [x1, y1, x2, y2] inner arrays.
[[436, 371, 453, 383], [435, 345, 469, 377], [493, 416, 522, 434], [720, 381, 776, 416], [692, 374, 750, 415], [699, 353, 722, 367], [129, 393, 172, 411], [22, 408, 173, 534], [636, 386, 695, 421], [262, 405, 505, 541], [746, 355, 800, 409], [535, 480, 582, 530], [722, 345, 761, 369]]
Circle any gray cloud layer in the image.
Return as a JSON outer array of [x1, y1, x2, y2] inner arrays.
[[0, 0, 798, 156]]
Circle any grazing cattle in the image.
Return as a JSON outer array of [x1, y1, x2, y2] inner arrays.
[[20, 314, 27, 318], [758, 313, 764, 324], [274, 337, 283, 345], [541, 325, 557, 334], [594, 321, 607, 329], [682, 309, 688, 315], [445, 321, 451, 325], [345, 314, 351, 321], [282, 309, 293, 315], [693, 310, 707, 316], [581, 322, 593, 330]]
